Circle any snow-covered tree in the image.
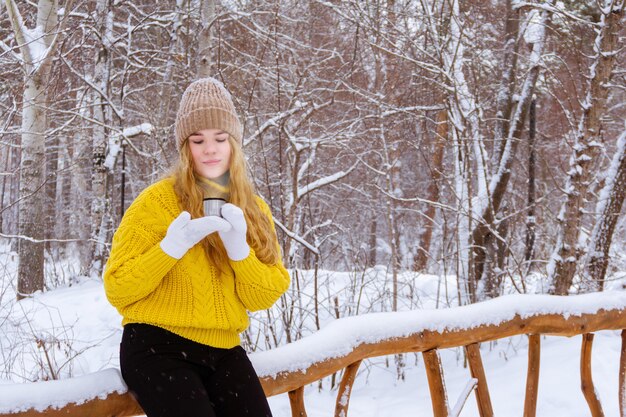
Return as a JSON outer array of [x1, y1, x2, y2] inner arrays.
[[547, 0, 624, 295], [585, 127, 626, 290], [5, 0, 72, 298]]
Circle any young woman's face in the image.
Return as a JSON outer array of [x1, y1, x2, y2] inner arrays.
[[188, 129, 232, 179]]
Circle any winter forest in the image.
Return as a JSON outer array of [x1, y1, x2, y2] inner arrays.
[[0, 0, 626, 413]]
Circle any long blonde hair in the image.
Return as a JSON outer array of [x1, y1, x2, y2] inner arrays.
[[172, 136, 281, 269]]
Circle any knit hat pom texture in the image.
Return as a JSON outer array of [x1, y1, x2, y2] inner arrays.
[[175, 77, 242, 148]]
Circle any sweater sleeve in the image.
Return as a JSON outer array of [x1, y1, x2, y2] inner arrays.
[[103, 185, 179, 310], [230, 198, 290, 312], [230, 248, 290, 311]]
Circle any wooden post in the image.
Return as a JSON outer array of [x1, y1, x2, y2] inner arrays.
[[334, 360, 362, 417], [581, 333, 604, 417], [423, 349, 449, 417], [464, 343, 494, 417], [288, 386, 307, 417], [523, 334, 541, 417], [618, 330, 626, 417]]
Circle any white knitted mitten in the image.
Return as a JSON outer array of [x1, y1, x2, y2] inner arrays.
[[160, 211, 231, 259], [218, 204, 250, 261]]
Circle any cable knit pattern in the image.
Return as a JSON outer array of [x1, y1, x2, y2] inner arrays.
[[104, 177, 290, 349]]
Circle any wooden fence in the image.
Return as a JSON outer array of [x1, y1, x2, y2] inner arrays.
[[1, 292, 625, 417]]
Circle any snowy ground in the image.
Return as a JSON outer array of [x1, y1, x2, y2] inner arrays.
[[1, 244, 625, 416]]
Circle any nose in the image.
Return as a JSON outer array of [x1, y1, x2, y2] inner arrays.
[[203, 140, 217, 154]]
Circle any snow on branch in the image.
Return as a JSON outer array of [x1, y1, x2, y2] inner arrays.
[[272, 217, 320, 255], [292, 163, 358, 206], [244, 102, 309, 146], [375, 185, 457, 213], [595, 128, 626, 219], [103, 123, 154, 170], [488, 2, 551, 202], [514, 1, 601, 26], [5, 0, 76, 75], [4, 0, 32, 63]]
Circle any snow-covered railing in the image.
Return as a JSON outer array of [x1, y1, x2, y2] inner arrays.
[[1, 292, 626, 417]]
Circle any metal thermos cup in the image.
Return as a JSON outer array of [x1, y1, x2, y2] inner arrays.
[[203, 198, 226, 217]]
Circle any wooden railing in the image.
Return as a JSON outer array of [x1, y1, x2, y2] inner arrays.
[[2, 292, 626, 417]]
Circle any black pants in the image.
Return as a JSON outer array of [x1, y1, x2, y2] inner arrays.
[[120, 323, 273, 417]]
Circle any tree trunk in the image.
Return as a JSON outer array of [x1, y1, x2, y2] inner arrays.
[[492, 0, 522, 293], [491, 0, 520, 171], [422, 0, 489, 302], [414, 110, 446, 272], [548, 2, 622, 295], [157, 0, 187, 155], [196, 0, 216, 78], [585, 129, 626, 290], [16, 70, 48, 298], [472, 1, 553, 297], [524, 99, 537, 271], [6, 0, 62, 298], [89, 0, 114, 277], [0, 107, 18, 237], [71, 130, 92, 273], [45, 127, 58, 254], [367, 220, 377, 268]]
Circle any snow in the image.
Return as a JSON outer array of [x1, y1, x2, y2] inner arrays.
[[450, 378, 477, 417], [104, 123, 155, 170], [0, 369, 126, 413], [1, 270, 626, 416], [523, 10, 543, 45], [123, 123, 154, 138], [251, 291, 626, 378], [1, 240, 625, 416], [586, 127, 626, 268], [595, 129, 626, 219], [22, 26, 48, 66], [288, 166, 356, 209]]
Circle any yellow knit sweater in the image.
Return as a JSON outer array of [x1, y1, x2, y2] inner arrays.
[[103, 177, 290, 349]]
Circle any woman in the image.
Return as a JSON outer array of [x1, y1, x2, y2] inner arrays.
[[104, 77, 290, 417]]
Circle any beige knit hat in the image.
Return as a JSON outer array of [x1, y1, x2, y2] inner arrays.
[[174, 77, 243, 148]]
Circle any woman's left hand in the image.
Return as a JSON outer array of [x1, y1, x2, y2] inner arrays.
[[218, 203, 251, 261]]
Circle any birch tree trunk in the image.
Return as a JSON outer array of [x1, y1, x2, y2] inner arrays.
[[0, 105, 18, 235], [16, 74, 48, 298], [548, 1, 623, 295], [71, 128, 92, 273], [421, 0, 481, 302], [158, 0, 187, 129], [5, 0, 63, 298], [196, 0, 216, 79], [367, 0, 402, 311], [89, 0, 114, 276], [585, 128, 626, 290]]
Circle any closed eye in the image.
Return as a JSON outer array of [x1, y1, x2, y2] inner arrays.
[[189, 134, 203, 143]]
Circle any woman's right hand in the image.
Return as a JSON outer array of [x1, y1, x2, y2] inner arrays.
[[160, 211, 231, 259]]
